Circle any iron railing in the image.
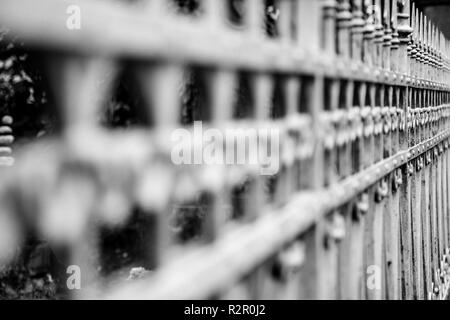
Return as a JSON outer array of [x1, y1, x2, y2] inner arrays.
[[0, 0, 449, 300]]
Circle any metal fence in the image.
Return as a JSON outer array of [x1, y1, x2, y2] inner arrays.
[[0, 0, 449, 300]]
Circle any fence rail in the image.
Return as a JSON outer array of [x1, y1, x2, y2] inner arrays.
[[0, 0, 450, 300]]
